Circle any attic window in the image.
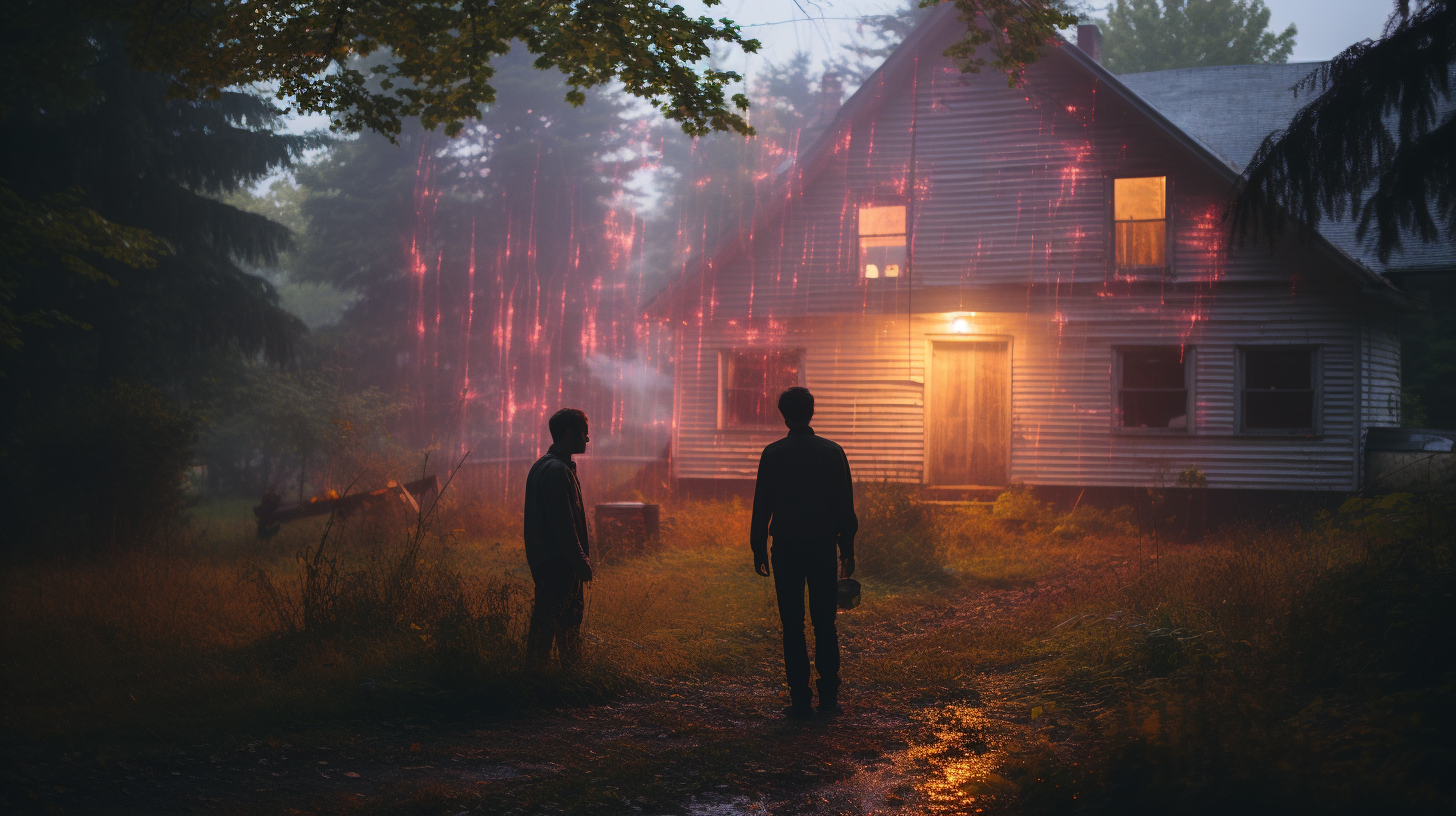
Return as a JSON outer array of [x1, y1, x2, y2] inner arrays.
[[1117, 346, 1190, 431], [858, 205, 906, 279], [1114, 176, 1166, 273], [720, 349, 804, 428]]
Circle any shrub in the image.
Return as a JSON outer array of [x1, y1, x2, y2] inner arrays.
[[8, 381, 196, 553], [854, 481, 946, 581]]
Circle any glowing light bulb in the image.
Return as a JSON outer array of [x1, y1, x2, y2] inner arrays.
[[950, 317, 971, 334], [864, 264, 879, 279]]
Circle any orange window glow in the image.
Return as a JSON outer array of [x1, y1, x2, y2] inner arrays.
[[858, 205, 906, 279], [1114, 176, 1166, 271]]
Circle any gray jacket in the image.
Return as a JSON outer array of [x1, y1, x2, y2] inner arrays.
[[523, 447, 591, 574]]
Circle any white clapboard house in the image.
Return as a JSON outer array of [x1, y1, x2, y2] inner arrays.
[[645, 8, 1448, 496]]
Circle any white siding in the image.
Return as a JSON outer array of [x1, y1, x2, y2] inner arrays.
[[674, 288, 1371, 491]]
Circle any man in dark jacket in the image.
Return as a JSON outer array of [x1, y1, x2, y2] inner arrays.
[[751, 386, 857, 717], [523, 408, 594, 669]]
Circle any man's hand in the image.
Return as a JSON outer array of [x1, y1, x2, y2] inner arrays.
[[839, 556, 855, 580], [576, 560, 594, 583], [755, 559, 770, 577]]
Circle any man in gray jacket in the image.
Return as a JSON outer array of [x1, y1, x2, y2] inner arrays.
[[523, 408, 594, 669]]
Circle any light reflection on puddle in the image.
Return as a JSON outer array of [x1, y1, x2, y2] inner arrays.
[[835, 701, 1022, 814]]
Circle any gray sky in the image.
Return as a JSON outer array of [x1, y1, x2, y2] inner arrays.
[[696, 0, 1394, 78]]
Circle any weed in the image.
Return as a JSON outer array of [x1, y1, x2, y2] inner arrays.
[[855, 482, 947, 581]]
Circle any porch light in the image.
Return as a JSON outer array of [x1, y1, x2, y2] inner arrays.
[[950, 317, 972, 334]]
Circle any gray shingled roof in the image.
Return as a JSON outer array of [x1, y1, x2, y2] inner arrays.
[[1119, 63, 1456, 274]]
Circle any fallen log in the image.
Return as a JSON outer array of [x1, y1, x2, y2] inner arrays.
[[253, 475, 440, 539]]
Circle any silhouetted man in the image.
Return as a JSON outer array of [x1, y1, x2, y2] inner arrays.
[[524, 408, 594, 669], [751, 387, 857, 718]]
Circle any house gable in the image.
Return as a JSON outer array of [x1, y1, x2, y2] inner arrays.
[[646, 6, 1399, 323]]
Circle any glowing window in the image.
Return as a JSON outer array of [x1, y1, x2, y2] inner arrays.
[[1114, 176, 1166, 272], [1241, 347, 1316, 431], [720, 349, 803, 428], [858, 205, 905, 279], [1117, 346, 1190, 430]]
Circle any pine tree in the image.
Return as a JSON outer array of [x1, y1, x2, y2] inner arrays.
[[294, 51, 651, 454], [1232, 0, 1455, 261], [0, 34, 316, 549]]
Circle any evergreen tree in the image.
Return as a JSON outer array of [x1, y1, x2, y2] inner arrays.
[[1098, 0, 1297, 74], [293, 51, 654, 455], [832, 0, 938, 83], [1232, 0, 1455, 261], [0, 34, 315, 549]]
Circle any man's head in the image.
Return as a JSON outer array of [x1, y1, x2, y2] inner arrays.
[[548, 408, 590, 454], [778, 386, 814, 429]]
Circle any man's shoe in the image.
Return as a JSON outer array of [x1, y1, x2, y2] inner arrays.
[[782, 702, 814, 720], [818, 700, 842, 717]]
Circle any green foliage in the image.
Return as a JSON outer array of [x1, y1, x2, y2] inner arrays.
[[119, 0, 760, 139], [1397, 275, 1456, 428], [1232, 0, 1456, 263], [224, 181, 356, 329], [1097, 0, 1296, 74], [992, 483, 1049, 522], [0, 183, 163, 359], [199, 362, 405, 499], [1, 34, 313, 385], [855, 482, 947, 581], [8, 382, 197, 552], [936, 0, 1080, 86]]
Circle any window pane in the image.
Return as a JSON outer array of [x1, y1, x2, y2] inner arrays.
[[725, 350, 801, 426], [1121, 347, 1185, 389], [860, 238, 906, 279], [1114, 176, 1166, 221], [1115, 220, 1166, 268], [1245, 392, 1314, 429], [1122, 390, 1188, 428], [1244, 348, 1311, 390], [858, 205, 905, 237]]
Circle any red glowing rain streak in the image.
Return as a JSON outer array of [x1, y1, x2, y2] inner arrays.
[[396, 49, 1245, 466]]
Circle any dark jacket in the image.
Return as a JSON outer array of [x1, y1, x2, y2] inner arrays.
[[523, 447, 591, 575], [750, 427, 858, 563]]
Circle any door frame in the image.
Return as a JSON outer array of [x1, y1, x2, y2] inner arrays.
[[922, 334, 1014, 488]]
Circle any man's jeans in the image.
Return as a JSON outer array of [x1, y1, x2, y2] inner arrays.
[[771, 543, 840, 704], [527, 567, 584, 668]]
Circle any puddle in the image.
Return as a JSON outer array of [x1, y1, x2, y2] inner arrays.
[[679, 794, 768, 815], [826, 693, 1027, 814]]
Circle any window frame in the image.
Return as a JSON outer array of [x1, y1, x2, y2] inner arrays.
[[855, 200, 908, 282], [716, 347, 807, 431], [1237, 345, 1322, 435], [1108, 174, 1173, 279], [1112, 344, 1195, 434]]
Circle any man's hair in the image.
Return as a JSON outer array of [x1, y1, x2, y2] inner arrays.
[[548, 408, 589, 442], [777, 387, 814, 425]]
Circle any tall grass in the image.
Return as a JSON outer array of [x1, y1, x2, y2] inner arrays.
[[3, 488, 1447, 816]]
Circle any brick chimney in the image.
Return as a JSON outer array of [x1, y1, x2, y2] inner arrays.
[[817, 72, 844, 124], [1076, 24, 1103, 64]]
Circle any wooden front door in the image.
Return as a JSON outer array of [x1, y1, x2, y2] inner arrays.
[[926, 339, 1010, 486]]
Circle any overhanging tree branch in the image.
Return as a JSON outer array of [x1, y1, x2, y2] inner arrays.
[[1230, 0, 1456, 262]]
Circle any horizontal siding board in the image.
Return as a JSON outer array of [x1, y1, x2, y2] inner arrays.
[[674, 292, 1368, 490], [663, 30, 1392, 492]]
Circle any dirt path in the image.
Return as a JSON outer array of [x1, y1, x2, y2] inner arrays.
[[14, 565, 1100, 815]]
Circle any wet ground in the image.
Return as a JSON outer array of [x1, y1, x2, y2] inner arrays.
[[10, 569, 1094, 815]]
